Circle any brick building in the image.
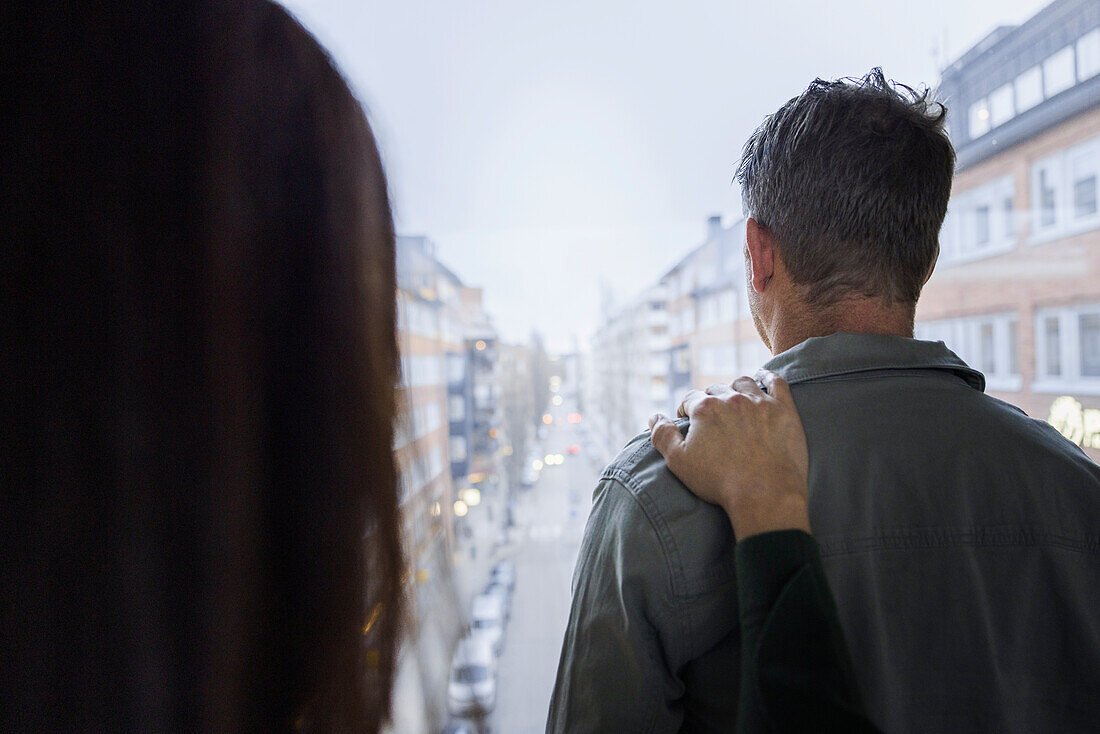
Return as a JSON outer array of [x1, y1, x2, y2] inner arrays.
[[917, 0, 1100, 461]]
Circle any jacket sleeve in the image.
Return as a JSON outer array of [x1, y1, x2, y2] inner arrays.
[[735, 529, 881, 734], [546, 477, 685, 734]]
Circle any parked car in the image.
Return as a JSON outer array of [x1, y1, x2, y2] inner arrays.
[[446, 636, 497, 718], [491, 559, 516, 592], [483, 580, 511, 621], [440, 722, 478, 734], [470, 593, 506, 656]]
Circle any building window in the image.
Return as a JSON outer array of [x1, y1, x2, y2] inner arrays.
[[940, 174, 1015, 265], [449, 436, 467, 462], [974, 205, 990, 245], [673, 347, 691, 374], [1082, 314, 1100, 377], [1007, 320, 1019, 376], [1035, 306, 1100, 393], [1073, 151, 1098, 219], [1042, 46, 1076, 98], [1014, 65, 1043, 113], [989, 83, 1014, 127], [980, 322, 996, 373], [447, 354, 466, 384], [968, 98, 991, 138], [449, 394, 466, 421], [1076, 175, 1098, 219], [1039, 168, 1057, 228], [915, 313, 1020, 391], [1031, 135, 1100, 240], [1078, 28, 1100, 82], [1044, 316, 1062, 377]]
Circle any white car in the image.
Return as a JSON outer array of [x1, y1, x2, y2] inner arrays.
[[446, 636, 497, 717], [491, 559, 516, 592], [470, 593, 506, 656], [483, 580, 511, 621]]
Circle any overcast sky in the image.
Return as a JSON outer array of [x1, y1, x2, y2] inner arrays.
[[281, 0, 1049, 351]]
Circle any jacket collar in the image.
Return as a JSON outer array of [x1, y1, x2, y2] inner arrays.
[[762, 332, 986, 392]]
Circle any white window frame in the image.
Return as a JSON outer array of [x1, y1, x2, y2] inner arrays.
[[968, 97, 991, 139], [940, 175, 1016, 265], [1029, 134, 1100, 244], [1015, 65, 1043, 113], [1077, 28, 1100, 82], [448, 394, 465, 422], [1042, 45, 1076, 99], [989, 83, 1015, 128], [449, 436, 467, 462], [1033, 304, 1100, 395], [916, 313, 1022, 392]]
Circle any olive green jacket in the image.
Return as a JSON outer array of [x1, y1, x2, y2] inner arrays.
[[547, 333, 1100, 733]]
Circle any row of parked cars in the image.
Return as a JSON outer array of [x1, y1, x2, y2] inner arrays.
[[446, 559, 517, 720]]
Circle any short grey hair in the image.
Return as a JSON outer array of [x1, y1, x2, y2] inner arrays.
[[737, 68, 955, 309]]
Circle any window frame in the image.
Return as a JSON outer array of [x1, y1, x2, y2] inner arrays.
[[1029, 134, 1100, 244], [1033, 304, 1100, 395]]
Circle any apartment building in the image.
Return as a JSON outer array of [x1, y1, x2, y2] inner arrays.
[[588, 283, 672, 453], [918, 0, 1100, 461], [497, 342, 535, 492], [395, 236, 461, 584], [665, 216, 770, 395], [396, 237, 508, 584]]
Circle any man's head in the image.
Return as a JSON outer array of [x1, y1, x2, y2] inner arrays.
[[737, 68, 955, 352]]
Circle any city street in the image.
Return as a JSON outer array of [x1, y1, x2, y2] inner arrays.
[[446, 396, 602, 734], [489, 408, 598, 733]]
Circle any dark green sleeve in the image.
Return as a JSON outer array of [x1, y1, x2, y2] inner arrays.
[[735, 529, 882, 733]]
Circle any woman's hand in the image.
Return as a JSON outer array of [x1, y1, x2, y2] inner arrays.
[[648, 370, 811, 540]]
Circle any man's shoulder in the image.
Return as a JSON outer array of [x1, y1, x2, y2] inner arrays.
[[600, 418, 700, 518], [591, 420, 738, 596]]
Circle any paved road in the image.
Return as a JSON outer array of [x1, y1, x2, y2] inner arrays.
[[485, 402, 600, 733]]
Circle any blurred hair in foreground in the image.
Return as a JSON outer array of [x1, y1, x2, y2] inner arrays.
[[1, 1, 403, 731]]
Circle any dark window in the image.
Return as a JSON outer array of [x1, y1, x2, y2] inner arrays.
[[455, 665, 489, 684], [980, 322, 996, 373], [1040, 170, 1057, 227], [975, 205, 990, 245], [1004, 196, 1015, 236], [1007, 320, 1019, 375], [1074, 175, 1097, 218], [1045, 316, 1062, 376], [1081, 313, 1100, 377]]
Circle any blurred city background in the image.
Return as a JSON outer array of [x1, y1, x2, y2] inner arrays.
[[285, 0, 1098, 731]]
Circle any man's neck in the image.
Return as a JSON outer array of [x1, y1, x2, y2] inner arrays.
[[768, 298, 915, 355]]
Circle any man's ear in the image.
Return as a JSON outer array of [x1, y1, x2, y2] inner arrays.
[[924, 248, 938, 285], [746, 217, 776, 295]]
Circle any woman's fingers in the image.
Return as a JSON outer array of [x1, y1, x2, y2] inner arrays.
[[755, 369, 792, 402], [677, 389, 708, 418], [731, 375, 765, 399], [648, 413, 686, 472]]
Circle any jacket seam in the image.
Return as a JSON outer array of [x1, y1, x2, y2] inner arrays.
[[603, 471, 694, 673], [781, 362, 984, 389], [816, 528, 1100, 557]]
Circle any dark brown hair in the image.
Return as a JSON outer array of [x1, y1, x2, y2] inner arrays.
[[736, 68, 955, 310], [2, 1, 403, 731]]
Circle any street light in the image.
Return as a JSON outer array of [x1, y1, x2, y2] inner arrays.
[[453, 499, 469, 517]]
